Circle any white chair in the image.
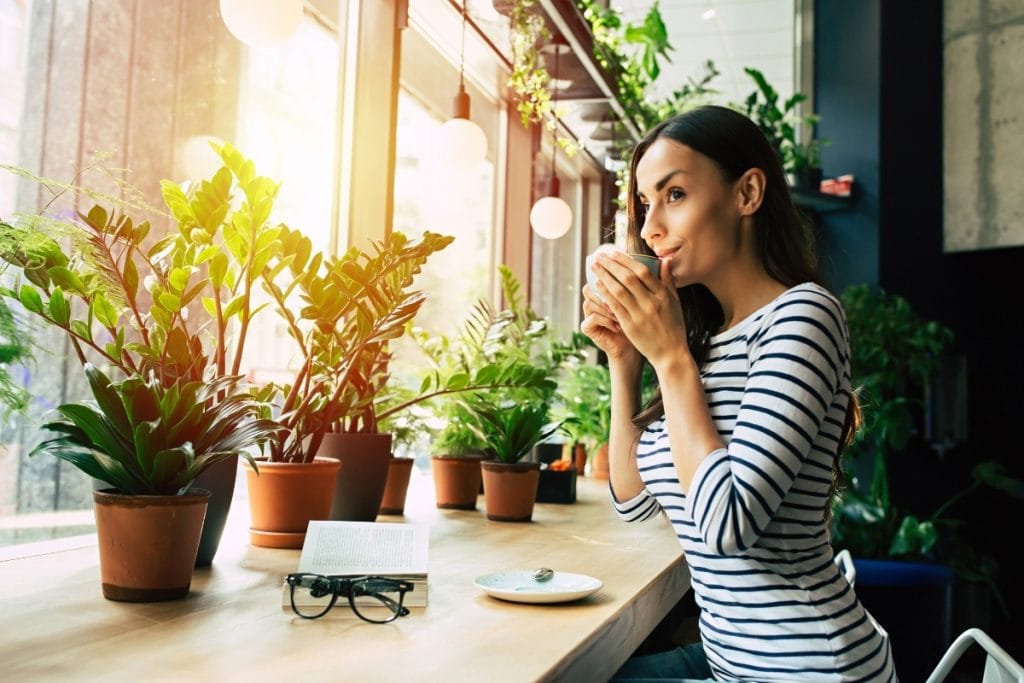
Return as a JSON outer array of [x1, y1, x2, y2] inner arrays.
[[834, 548, 856, 586], [926, 628, 1024, 683]]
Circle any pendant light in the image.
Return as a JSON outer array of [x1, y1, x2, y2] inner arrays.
[[220, 0, 303, 48], [530, 40, 572, 239], [436, 2, 488, 169]]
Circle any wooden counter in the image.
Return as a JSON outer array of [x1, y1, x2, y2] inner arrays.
[[0, 470, 689, 682]]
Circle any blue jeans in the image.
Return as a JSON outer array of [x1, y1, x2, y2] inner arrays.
[[610, 643, 715, 683]]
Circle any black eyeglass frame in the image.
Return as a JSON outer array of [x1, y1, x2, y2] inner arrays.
[[285, 573, 413, 623]]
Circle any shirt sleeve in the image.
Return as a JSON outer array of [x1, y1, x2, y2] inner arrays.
[[610, 482, 662, 522], [687, 289, 849, 555]]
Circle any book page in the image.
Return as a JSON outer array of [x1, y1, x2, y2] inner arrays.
[[298, 521, 428, 576]]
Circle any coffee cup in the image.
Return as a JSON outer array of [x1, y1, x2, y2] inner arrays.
[[585, 250, 662, 301]]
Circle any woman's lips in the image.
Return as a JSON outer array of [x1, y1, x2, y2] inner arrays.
[[655, 248, 679, 259]]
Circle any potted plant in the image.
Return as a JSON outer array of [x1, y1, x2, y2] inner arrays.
[[462, 395, 566, 522], [29, 363, 277, 601], [403, 265, 563, 510], [243, 224, 455, 539], [0, 298, 31, 511], [737, 67, 828, 184], [1, 143, 293, 564], [831, 284, 1024, 676], [551, 335, 612, 476]]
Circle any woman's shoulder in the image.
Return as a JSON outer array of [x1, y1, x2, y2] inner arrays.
[[750, 282, 848, 345]]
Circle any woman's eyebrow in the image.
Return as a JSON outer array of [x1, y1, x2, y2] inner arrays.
[[638, 169, 689, 198]]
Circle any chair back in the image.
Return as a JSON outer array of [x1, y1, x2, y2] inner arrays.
[[925, 628, 1024, 683]]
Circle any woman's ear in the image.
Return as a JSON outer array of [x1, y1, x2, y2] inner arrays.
[[736, 168, 766, 216]]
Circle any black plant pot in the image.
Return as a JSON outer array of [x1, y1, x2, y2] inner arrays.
[[792, 166, 823, 193], [191, 454, 238, 567], [536, 467, 577, 504]]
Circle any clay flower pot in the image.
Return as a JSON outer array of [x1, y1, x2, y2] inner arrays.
[[93, 488, 209, 602], [380, 456, 415, 515], [432, 455, 484, 509], [481, 461, 540, 522], [244, 457, 341, 549]]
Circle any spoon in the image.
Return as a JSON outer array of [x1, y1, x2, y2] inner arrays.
[[532, 567, 554, 582]]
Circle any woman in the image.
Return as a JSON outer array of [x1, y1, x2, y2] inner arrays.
[[582, 105, 896, 682]]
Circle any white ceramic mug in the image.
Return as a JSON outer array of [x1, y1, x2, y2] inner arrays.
[[585, 251, 661, 301]]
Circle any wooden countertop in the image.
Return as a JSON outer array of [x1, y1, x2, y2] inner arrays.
[[0, 469, 689, 682]]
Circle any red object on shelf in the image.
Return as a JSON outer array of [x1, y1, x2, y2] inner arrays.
[[820, 174, 854, 197]]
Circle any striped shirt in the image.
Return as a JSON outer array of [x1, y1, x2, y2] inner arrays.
[[613, 283, 897, 682]]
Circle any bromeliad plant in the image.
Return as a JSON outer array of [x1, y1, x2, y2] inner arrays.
[[460, 395, 567, 465], [32, 364, 278, 495]]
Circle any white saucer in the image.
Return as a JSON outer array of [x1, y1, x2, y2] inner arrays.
[[474, 570, 603, 604]]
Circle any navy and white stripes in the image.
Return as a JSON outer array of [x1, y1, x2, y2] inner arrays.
[[614, 283, 897, 682]]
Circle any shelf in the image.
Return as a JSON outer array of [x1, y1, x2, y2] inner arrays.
[[791, 188, 855, 214]]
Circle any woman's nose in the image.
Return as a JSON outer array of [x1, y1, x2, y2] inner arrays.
[[639, 206, 662, 243]]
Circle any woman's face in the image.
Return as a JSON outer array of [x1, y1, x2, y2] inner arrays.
[[634, 137, 743, 289]]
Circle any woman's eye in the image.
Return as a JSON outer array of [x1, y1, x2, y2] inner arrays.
[[667, 188, 685, 202]]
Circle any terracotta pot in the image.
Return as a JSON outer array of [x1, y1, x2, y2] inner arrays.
[[481, 461, 540, 522], [431, 455, 483, 510], [573, 443, 588, 475], [591, 443, 610, 480], [93, 488, 209, 602], [244, 457, 340, 549], [379, 456, 415, 515], [315, 432, 392, 522], [190, 454, 238, 567]]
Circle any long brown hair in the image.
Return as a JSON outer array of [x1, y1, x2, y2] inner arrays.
[[625, 106, 856, 519]]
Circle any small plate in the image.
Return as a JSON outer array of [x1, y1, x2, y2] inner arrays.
[[474, 570, 603, 604]]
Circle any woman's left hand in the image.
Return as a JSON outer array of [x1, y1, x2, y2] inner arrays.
[[590, 251, 689, 368]]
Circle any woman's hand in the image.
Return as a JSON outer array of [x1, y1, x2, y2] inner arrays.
[[580, 282, 639, 361], [587, 251, 689, 369]]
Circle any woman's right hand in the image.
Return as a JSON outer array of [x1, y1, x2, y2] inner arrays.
[[580, 284, 639, 361]]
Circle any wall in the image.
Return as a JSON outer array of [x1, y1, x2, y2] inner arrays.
[[817, 0, 1024, 662], [813, 0, 880, 293], [943, 1, 1024, 251]]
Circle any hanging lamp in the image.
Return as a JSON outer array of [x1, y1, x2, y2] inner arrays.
[[220, 0, 303, 47], [437, 2, 488, 169], [530, 39, 572, 239]]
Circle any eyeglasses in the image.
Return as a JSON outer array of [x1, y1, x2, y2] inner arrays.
[[285, 573, 413, 623]]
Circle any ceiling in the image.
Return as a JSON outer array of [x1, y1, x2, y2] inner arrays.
[[459, 0, 798, 170]]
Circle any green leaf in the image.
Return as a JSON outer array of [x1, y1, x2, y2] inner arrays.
[[210, 252, 228, 288], [201, 296, 217, 317], [48, 266, 86, 294], [18, 284, 43, 313], [122, 257, 139, 301], [70, 319, 92, 342], [91, 293, 120, 328], [158, 292, 182, 312], [223, 294, 245, 320], [48, 287, 70, 325], [84, 364, 133, 441], [169, 266, 191, 292]]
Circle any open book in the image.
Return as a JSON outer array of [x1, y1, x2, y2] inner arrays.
[[282, 521, 429, 612]]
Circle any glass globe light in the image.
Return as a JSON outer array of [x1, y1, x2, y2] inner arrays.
[[437, 117, 488, 169], [530, 195, 572, 239], [220, 0, 303, 47]]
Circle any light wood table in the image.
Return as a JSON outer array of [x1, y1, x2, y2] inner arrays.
[[0, 469, 689, 682]]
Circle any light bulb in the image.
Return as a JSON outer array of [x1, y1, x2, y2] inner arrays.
[[530, 196, 572, 239], [437, 117, 488, 169], [220, 0, 303, 47]]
